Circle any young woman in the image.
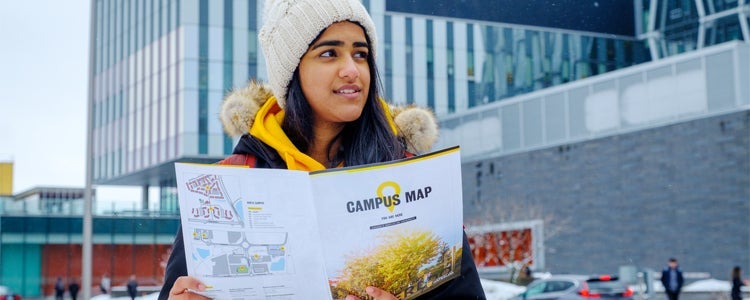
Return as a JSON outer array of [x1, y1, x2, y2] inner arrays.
[[158, 0, 485, 299]]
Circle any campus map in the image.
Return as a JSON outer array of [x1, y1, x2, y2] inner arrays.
[[182, 174, 292, 278], [174, 147, 464, 299]]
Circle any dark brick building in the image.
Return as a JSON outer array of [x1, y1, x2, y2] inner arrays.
[[462, 110, 750, 278]]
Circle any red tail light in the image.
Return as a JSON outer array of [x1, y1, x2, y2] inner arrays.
[[579, 282, 601, 298], [579, 289, 601, 298], [623, 287, 634, 297]]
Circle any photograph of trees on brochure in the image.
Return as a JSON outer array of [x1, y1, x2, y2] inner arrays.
[[328, 228, 462, 299]]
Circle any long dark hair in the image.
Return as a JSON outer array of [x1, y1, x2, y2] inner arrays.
[[282, 22, 404, 168]]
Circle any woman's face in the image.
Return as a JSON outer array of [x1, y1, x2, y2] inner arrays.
[[298, 21, 371, 128]]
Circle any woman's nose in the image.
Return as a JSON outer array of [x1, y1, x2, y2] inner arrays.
[[339, 56, 360, 80]]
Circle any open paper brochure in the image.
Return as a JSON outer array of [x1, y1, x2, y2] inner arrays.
[[174, 147, 464, 299]]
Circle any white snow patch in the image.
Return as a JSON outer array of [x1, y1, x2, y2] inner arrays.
[[481, 278, 526, 300]]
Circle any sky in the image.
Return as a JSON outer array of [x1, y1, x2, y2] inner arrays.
[[0, 1, 140, 206]]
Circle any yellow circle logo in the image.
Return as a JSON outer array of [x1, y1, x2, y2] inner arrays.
[[377, 181, 400, 212]]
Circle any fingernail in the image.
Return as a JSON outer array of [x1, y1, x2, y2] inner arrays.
[[366, 286, 375, 294], [198, 283, 206, 291]]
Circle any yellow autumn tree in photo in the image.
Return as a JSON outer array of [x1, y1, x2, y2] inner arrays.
[[331, 229, 442, 299]]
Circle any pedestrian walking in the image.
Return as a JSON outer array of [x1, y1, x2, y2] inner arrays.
[[68, 278, 80, 300], [100, 272, 111, 294], [53, 277, 65, 300], [661, 257, 685, 300], [127, 274, 138, 300]]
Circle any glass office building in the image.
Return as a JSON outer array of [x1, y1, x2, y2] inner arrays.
[[434, 0, 750, 278], [90, 0, 655, 208], [637, 0, 749, 58], [91, 0, 264, 210], [375, 1, 647, 115]]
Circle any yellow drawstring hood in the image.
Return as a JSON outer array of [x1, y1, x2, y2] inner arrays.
[[220, 81, 439, 171], [250, 96, 325, 171]]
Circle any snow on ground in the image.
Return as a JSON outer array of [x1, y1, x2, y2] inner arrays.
[[91, 292, 159, 300], [480, 278, 526, 300], [645, 278, 747, 293], [479, 276, 750, 300], [682, 278, 749, 292], [85, 278, 745, 300]]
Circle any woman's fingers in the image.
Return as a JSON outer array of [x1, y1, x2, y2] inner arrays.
[[364, 286, 399, 300], [345, 286, 399, 300], [168, 276, 209, 299]]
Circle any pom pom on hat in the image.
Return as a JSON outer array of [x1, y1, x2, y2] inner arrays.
[[259, 0, 377, 109]]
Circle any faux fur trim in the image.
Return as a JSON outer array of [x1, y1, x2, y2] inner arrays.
[[391, 105, 438, 154], [220, 80, 274, 137], [220, 81, 439, 154]]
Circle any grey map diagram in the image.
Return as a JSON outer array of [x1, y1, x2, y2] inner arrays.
[[185, 174, 243, 225], [184, 174, 292, 277], [191, 228, 290, 277]]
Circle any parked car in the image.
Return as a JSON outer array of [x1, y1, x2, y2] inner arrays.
[[0, 286, 21, 300], [510, 274, 633, 300]]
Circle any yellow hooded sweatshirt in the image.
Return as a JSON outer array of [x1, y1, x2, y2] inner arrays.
[[248, 96, 399, 172]]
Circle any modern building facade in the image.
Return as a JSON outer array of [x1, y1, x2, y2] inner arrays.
[[437, 41, 750, 278], [638, 0, 750, 58], [393, 0, 750, 279], [90, 0, 648, 206], [86, 0, 749, 285], [375, 1, 648, 114], [0, 187, 179, 298]]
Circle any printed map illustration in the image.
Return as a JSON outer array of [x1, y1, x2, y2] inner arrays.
[[185, 174, 243, 225], [190, 228, 290, 277], [183, 174, 292, 277]]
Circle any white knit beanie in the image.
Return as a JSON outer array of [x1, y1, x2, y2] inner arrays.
[[259, 0, 378, 109]]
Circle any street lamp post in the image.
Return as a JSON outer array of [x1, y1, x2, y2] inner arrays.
[[83, 0, 97, 298]]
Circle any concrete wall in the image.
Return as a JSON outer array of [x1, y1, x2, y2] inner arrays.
[[462, 110, 750, 278]]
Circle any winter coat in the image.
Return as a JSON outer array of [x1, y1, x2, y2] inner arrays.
[[661, 266, 684, 293], [158, 82, 485, 299], [127, 279, 138, 298], [732, 276, 744, 300], [54, 279, 65, 296], [68, 282, 80, 297]]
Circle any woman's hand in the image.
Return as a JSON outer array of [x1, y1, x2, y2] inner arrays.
[[345, 286, 399, 300], [168, 276, 210, 300]]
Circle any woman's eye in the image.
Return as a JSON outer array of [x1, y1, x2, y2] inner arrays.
[[354, 51, 369, 59], [320, 50, 336, 58]]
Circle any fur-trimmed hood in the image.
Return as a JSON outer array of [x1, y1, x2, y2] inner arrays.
[[220, 81, 439, 154]]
